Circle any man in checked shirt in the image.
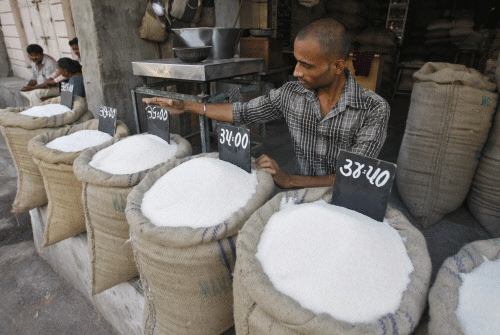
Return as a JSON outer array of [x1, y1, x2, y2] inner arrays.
[[143, 18, 390, 189]]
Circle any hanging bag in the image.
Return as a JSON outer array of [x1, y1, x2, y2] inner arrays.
[[139, 0, 169, 42]]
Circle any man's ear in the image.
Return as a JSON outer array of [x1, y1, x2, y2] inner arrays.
[[334, 59, 346, 75]]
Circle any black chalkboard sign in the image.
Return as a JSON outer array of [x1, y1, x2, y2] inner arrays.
[[60, 82, 73, 109], [217, 123, 251, 173], [330, 150, 396, 222], [98, 106, 117, 136], [146, 105, 170, 144]]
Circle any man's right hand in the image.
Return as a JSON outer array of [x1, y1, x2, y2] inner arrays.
[[20, 86, 35, 92], [142, 97, 186, 114]]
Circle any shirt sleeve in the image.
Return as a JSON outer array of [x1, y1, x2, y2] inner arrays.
[[232, 87, 285, 126], [351, 97, 390, 159], [53, 75, 66, 83]]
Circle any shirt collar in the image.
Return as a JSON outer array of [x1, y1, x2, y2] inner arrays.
[[295, 69, 367, 111]]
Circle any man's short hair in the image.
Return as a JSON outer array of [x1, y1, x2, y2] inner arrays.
[[69, 37, 78, 46], [26, 44, 43, 55], [296, 18, 351, 60]]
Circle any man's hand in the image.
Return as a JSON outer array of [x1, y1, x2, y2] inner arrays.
[[142, 97, 186, 114], [255, 154, 291, 188], [20, 86, 35, 92]]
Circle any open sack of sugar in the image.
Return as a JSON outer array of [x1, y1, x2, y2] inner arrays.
[[28, 119, 129, 248], [234, 187, 432, 335], [428, 238, 500, 335], [125, 152, 275, 335], [0, 96, 92, 213], [73, 133, 192, 296]]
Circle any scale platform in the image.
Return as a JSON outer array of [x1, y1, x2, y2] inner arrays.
[[131, 58, 265, 82]]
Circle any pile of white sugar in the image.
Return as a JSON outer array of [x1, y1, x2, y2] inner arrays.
[[256, 200, 414, 324], [46, 130, 112, 152], [19, 104, 71, 117], [142, 157, 258, 228], [456, 257, 500, 334], [89, 134, 178, 174]]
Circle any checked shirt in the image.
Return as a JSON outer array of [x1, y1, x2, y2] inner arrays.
[[232, 70, 390, 176]]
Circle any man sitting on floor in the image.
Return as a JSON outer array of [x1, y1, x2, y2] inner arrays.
[[20, 44, 60, 106]]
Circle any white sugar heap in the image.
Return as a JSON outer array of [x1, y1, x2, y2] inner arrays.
[[456, 257, 500, 335], [46, 130, 112, 152], [19, 104, 71, 117], [142, 157, 258, 228], [89, 134, 178, 174], [256, 200, 414, 324]]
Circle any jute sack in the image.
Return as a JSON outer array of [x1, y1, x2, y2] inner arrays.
[[28, 119, 129, 248], [0, 97, 92, 214], [396, 62, 498, 227], [233, 187, 432, 335], [428, 238, 500, 335], [125, 153, 275, 335], [73, 134, 192, 296], [467, 106, 500, 237]]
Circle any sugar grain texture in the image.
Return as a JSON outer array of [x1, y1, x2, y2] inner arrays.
[[456, 257, 500, 335], [89, 134, 178, 174], [256, 200, 414, 324], [141, 157, 258, 228], [19, 104, 71, 117], [45, 130, 112, 152]]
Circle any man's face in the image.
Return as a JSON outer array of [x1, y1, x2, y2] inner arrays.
[[29, 53, 44, 65], [293, 39, 337, 91], [71, 44, 80, 58]]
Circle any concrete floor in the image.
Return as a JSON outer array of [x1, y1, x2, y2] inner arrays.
[[0, 91, 492, 334]]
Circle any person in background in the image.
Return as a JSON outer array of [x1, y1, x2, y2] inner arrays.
[[69, 37, 81, 64], [57, 58, 85, 98], [44, 37, 82, 88], [20, 44, 59, 106], [143, 18, 390, 189]]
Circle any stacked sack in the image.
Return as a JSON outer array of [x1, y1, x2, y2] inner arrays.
[[428, 238, 500, 334], [0, 97, 92, 214], [324, 0, 367, 32], [233, 187, 432, 335], [28, 119, 129, 248], [396, 62, 498, 227], [356, 27, 399, 99], [126, 153, 275, 335], [73, 133, 192, 296]]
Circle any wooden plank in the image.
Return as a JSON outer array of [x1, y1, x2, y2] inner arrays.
[[4, 36, 22, 49], [0, 12, 15, 25], [54, 21, 67, 38], [1, 24, 19, 37], [19, 6, 37, 45], [57, 37, 71, 54], [6, 47, 26, 61], [0, 0, 11, 13], [8, 0, 30, 66], [59, 0, 75, 40], [38, 2, 61, 59], [50, 3, 64, 21]]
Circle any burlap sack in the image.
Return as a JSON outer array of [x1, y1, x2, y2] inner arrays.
[[396, 62, 498, 227], [28, 119, 129, 248], [356, 28, 399, 48], [467, 106, 500, 237], [428, 238, 500, 335], [325, 0, 365, 15], [233, 187, 432, 335], [139, 0, 169, 42], [0, 97, 92, 214], [73, 134, 192, 296], [125, 153, 275, 335]]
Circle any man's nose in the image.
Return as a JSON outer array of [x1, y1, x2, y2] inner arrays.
[[293, 64, 302, 78]]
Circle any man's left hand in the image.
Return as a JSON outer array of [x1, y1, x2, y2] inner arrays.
[[255, 154, 290, 188]]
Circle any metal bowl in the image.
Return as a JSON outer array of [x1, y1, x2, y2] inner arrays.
[[171, 28, 241, 59], [248, 28, 273, 37], [173, 46, 212, 63]]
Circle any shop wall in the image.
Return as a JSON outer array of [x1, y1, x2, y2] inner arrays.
[[71, 0, 158, 134]]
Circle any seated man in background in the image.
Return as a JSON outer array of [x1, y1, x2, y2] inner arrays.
[[20, 44, 60, 106], [69, 37, 81, 64], [43, 37, 83, 88]]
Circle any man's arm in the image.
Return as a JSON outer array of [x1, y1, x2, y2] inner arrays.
[[142, 97, 234, 123], [255, 155, 335, 189]]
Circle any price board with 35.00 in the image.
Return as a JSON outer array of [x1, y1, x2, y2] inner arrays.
[[146, 104, 170, 143]]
